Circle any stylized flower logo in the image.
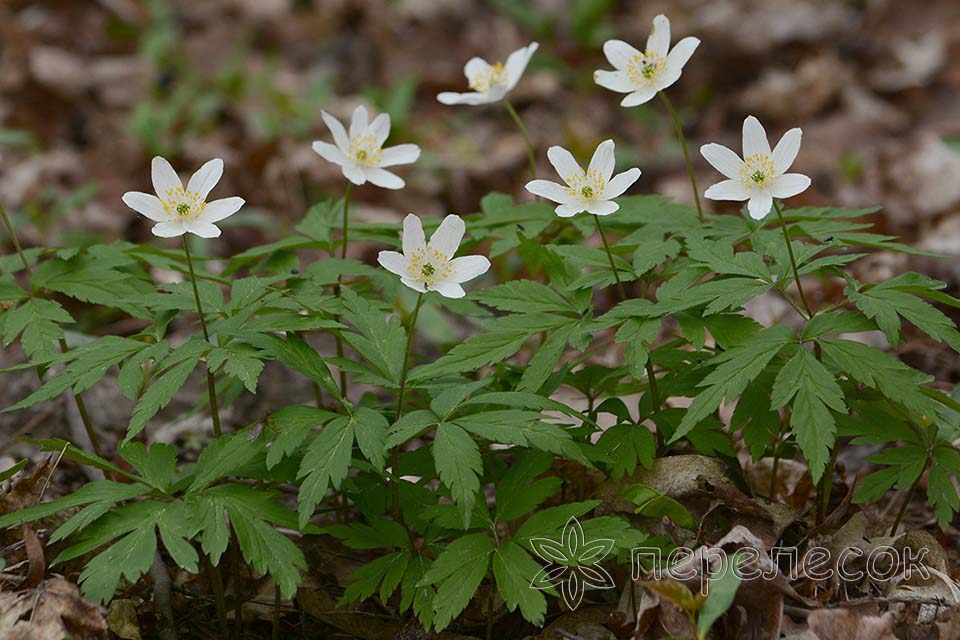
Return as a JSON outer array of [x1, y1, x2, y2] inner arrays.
[[529, 517, 616, 610]]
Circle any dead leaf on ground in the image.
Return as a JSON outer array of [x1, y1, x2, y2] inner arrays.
[[0, 577, 108, 640]]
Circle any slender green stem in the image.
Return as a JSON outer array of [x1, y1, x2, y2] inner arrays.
[[658, 92, 703, 224], [890, 465, 925, 536], [594, 215, 625, 300], [339, 182, 353, 261], [0, 203, 31, 273], [504, 98, 537, 179], [1, 202, 102, 455], [182, 236, 222, 437], [595, 215, 664, 451], [391, 292, 425, 520], [334, 183, 353, 401], [772, 200, 813, 319]]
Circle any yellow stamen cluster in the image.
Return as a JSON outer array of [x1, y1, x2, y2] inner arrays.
[[470, 62, 508, 93], [162, 187, 205, 218], [739, 154, 777, 190], [565, 168, 606, 203], [626, 50, 666, 87], [350, 135, 383, 167], [406, 247, 452, 287]]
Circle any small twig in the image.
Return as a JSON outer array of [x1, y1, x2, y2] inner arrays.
[[149, 552, 177, 640]]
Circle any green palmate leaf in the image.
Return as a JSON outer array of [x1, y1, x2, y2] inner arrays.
[[846, 274, 960, 351], [118, 442, 177, 492], [330, 518, 410, 550], [296, 408, 387, 528], [187, 431, 262, 492], [772, 348, 846, 482], [5, 336, 148, 412], [245, 332, 341, 401], [517, 323, 578, 393], [472, 280, 578, 315], [552, 244, 635, 290], [928, 445, 960, 529], [493, 541, 547, 626], [208, 343, 264, 393], [624, 484, 696, 529], [421, 533, 494, 631], [31, 253, 150, 317], [127, 341, 208, 441], [409, 313, 575, 381], [266, 405, 337, 469], [0, 480, 148, 531], [513, 501, 601, 542], [595, 424, 656, 478], [340, 287, 405, 384], [685, 235, 770, 279], [79, 518, 158, 604], [1, 298, 73, 359], [732, 378, 780, 459], [673, 324, 794, 442], [818, 338, 938, 417], [341, 551, 410, 604], [433, 422, 483, 528], [117, 341, 169, 400], [801, 311, 877, 340], [657, 276, 773, 316], [495, 451, 561, 522], [631, 236, 682, 276]]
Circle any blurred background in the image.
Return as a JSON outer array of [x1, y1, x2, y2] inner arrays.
[[1, 0, 959, 273]]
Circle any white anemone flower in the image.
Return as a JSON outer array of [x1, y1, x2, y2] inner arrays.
[[437, 42, 539, 106], [312, 106, 420, 189], [524, 140, 641, 217], [377, 214, 491, 298], [122, 157, 244, 238], [594, 15, 700, 107], [700, 115, 811, 220]]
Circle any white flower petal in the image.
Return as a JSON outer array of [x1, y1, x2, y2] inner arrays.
[[380, 144, 421, 167], [464, 57, 489, 82], [770, 173, 811, 199], [430, 281, 466, 298], [588, 140, 616, 182], [402, 214, 426, 255], [377, 250, 406, 276], [555, 203, 584, 217], [341, 164, 368, 186], [525, 179, 574, 204], [198, 197, 244, 223], [546, 146, 582, 183], [365, 168, 405, 190], [400, 277, 427, 293], [437, 91, 497, 106], [647, 15, 671, 58], [660, 36, 700, 90], [700, 143, 744, 180], [312, 140, 349, 166], [742, 116, 771, 158], [186, 158, 224, 201], [429, 214, 465, 258], [368, 113, 391, 146], [772, 128, 802, 175], [593, 70, 634, 93], [449, 255, 490, 283], [621, 86, 658, 107], [321, 110, 350, 152], [151, 156, 182, 199], [505, 42, 539, 91], [602, 168, 641, 199], [602, 39, 641, 70], [704, 179, 750, 201], [185, 221, 221, 238], [122, 191, 167, 222], [349, 105, 368, 139], [586, 200, 619, 216], [151, 221, 186, 237], [747, 191, 773, 220]]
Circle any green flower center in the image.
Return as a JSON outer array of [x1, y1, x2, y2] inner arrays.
[[642, 64, 657, 79], [750, 170, 766, 184], [581, 186, 594, 198], [176, 203, 191, 216], [422, 263, 435, 277]]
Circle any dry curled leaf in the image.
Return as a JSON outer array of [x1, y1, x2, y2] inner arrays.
[[0, 577, 108, 640]]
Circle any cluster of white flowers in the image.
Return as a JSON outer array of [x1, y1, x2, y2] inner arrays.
[[122, 13, 810, 296]]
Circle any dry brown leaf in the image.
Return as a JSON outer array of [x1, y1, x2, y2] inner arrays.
[[0, 577, 108, 640], [806, 608, 896, 640]]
